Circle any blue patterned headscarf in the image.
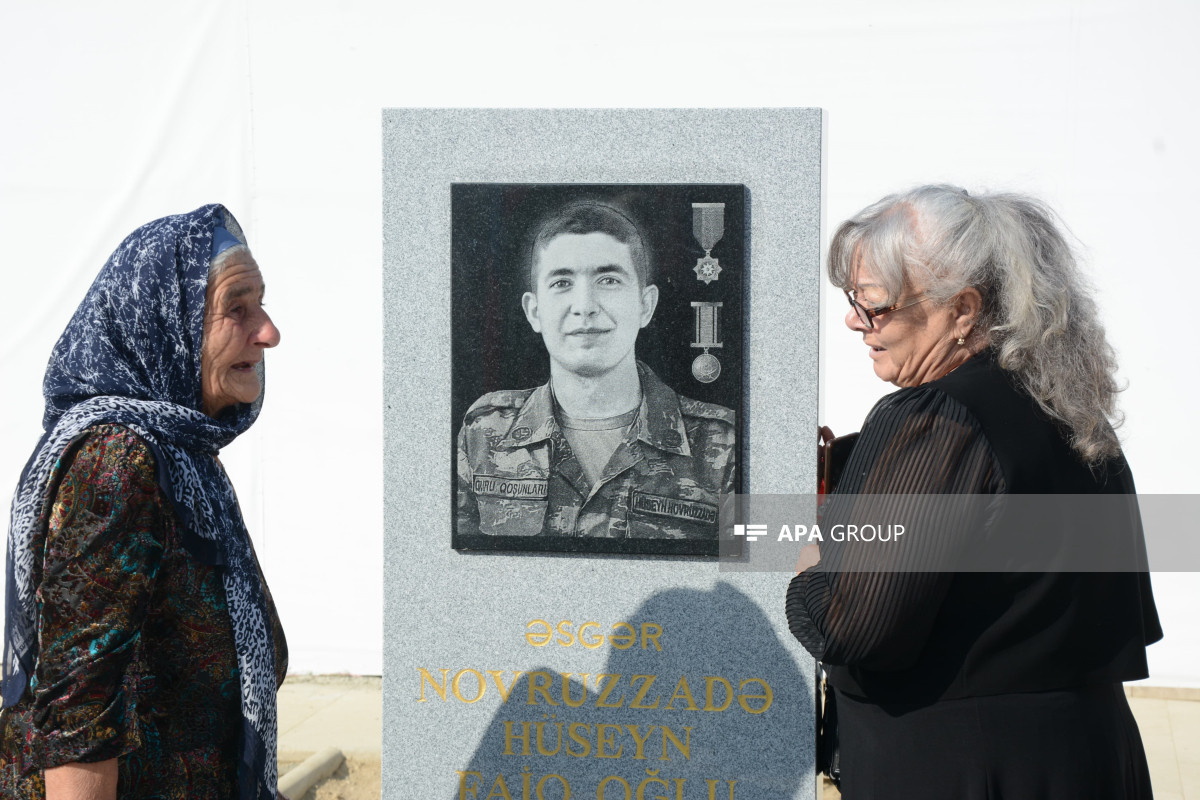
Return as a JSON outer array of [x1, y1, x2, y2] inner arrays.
[[3, 205, 281, 800]]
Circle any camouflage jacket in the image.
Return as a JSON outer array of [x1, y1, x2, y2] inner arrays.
[[456, 364, 736, 539]]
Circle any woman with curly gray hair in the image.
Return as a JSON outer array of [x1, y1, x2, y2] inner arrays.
[[786, 185, 1161, 798]]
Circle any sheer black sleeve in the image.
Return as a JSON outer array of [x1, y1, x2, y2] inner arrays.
[[787, 386, 1005, 670]]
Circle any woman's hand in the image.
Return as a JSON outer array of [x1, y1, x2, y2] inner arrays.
[[44, 759, 118, 800], [795, 543, 821, 573]]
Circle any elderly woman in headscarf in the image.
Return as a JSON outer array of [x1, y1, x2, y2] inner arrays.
[[787, 186, 1161, 799], [0, 206, 287, 800]]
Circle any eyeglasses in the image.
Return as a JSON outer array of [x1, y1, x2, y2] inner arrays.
[[845, 290, 930, 330]]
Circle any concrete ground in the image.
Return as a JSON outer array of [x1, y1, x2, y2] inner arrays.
[[1127, 688, 1200, 800], [278, 674, 382, 760], [275, 678, 1199, 798], [278, 675, 381, 800]]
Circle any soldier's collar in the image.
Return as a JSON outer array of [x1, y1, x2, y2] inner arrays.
[[498, 366, 692, 456], [632, 363, 692, 457], [498, 382, 557, 448]]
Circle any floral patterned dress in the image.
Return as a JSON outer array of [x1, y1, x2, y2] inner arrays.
[[0, 425, 287, 799]]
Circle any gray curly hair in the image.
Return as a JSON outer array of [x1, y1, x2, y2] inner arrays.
[[208, 243, 253, 279], [828, 185, 1122, 464]]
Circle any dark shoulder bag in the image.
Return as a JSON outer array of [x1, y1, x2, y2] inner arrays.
[[815, 665, 841, 787], [814, 426, 858, 788]]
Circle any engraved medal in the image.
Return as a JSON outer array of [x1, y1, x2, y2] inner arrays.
[[692, 202, 725, 284], [691, 301, 723, 383]]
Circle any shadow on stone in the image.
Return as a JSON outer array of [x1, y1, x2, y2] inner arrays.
[[450, 581, 808, 799]]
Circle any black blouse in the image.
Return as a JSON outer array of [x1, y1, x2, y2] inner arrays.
[[787, 350, 1162, 704]]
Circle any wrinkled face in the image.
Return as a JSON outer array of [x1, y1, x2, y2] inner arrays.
[[846, 260, 959, 387], [521, 232, 658, 379], [200, 252, 280, 416]]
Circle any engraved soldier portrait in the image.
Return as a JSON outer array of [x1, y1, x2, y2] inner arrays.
[[451, 185, 745, 555]]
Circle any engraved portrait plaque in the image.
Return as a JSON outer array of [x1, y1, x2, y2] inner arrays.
[[451, 184, 746, 557]]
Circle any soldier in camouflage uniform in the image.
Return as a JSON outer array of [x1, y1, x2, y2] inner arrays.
[[456, 201, 736, 539], [457, 362, 735, 538]]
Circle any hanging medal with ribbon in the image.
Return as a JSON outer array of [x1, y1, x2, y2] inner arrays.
[[692, 202, 725, 284], [691, 301, 723, 383]]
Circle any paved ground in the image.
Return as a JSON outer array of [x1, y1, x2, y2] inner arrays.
[[1128, 690, 1200, 800], [276, 677, 1199, 798], [278, 675, 381, 800]]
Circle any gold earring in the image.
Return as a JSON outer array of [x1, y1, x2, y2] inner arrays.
[[956, 337, 965, 346]]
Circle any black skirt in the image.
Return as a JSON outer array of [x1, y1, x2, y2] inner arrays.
[[835, 683, 1153, 800]]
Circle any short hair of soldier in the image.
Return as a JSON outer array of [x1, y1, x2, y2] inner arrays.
[[528, 202, 652, 291]]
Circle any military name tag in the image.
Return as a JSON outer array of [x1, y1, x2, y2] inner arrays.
[[473, 475, 549, 500], [630, 490, 718, 524]]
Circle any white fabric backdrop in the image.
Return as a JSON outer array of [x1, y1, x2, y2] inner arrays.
[[2, 1, 1196, 683]]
